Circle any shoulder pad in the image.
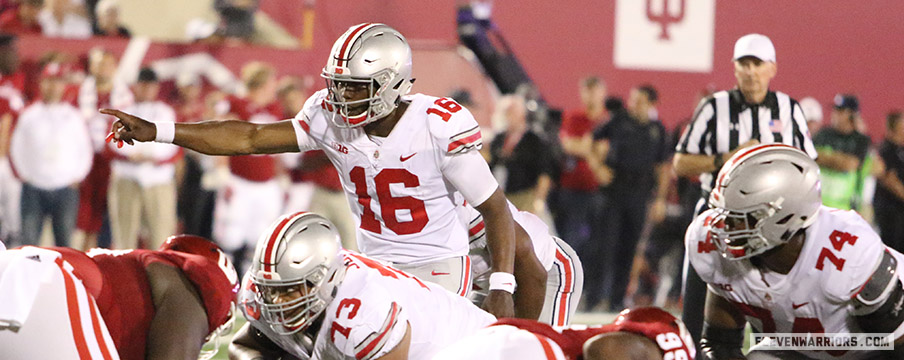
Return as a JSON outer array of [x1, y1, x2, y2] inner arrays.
[[685, 211, 720, 284]]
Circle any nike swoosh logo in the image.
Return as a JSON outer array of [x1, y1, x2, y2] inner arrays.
[[400, 153, 416, 162], [430, 271, 450, 276], [792, 302, 809, 309]]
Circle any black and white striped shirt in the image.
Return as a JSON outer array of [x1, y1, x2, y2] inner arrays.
[[676, 89, 817, 194]]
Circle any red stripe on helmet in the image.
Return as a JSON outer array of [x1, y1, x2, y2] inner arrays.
[[262, 212, 308, 273], [336, 23, 373, 67], [728, 143, 795, 167]]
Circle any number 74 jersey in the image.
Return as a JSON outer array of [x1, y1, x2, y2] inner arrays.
[[686, 206, 904, 359], [291, 90, 492, 264]]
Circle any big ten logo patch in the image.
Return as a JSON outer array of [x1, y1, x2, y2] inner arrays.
[[614, 0, 715, 72]]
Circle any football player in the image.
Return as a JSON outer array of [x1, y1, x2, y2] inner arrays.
[[433, 306, 696, 360], [103, 23, 535, 318], [462, 199, 584, 326], [228, 212, 496, 359], [686, 144, 904, 359], [0, 235, 238, 360]]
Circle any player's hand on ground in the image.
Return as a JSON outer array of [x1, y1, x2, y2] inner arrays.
[[483, 290, 515, 318], [100, 109, 156, 148]]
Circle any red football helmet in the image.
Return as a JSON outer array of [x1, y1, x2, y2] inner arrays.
[[613, 307, 696, 359], [160, 234, 239, 360]]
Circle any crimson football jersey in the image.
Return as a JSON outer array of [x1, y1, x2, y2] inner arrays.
[[52, 247, 237, 360], [225, 96, 283, 182], [494, 307, 695, 360]]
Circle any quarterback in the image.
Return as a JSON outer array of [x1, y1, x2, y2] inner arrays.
[[103, 23, 540, 318], [687, 144, 904, 359]]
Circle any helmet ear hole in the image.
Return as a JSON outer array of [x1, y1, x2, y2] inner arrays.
[[776, 214, 794, 225]]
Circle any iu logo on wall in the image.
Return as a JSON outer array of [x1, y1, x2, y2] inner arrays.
[[614, 0, 715, 72]]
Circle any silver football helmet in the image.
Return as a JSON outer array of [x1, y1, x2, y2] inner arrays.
[[321, 23, 414, 128], [708, 144, 821, 260], [250, 212, 347, 335]]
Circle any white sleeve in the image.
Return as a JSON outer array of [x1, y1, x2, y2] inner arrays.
[[290, 116, 320, 152], [442, 150, 499, 207]]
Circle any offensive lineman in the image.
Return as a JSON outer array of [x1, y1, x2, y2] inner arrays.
[[103, 22, 542, 319], [0, 235, 239, 360], [687, 144, 904, 359], [229, 212, 496, 359]]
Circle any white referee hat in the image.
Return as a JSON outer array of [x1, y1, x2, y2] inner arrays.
[[733, 34, 776, 63]]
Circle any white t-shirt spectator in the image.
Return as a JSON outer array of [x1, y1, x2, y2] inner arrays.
[[38, 9, 92, 39], [10, 101, 93, 190], [109, 101, 181, 187]]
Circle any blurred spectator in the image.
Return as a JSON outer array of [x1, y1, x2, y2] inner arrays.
[[814, 94, 872, 210], [212, 61, 283, 273], [874, 110, 904, 253], [214, 0, 257, 43], [38, 0, 92, 38], [591, 85, 670, 311], [73, 48, 132, 250], [556, 76, 608, 307], [107, 67, 181, 249], [10, 62, 92, 247], [799, 96, 824, 134], [91, 0, 129, 38], [0, 33, 23, 246], [488, 92, 554, 215], [556, 76, 606, 245], [0, 0, 42, 35]]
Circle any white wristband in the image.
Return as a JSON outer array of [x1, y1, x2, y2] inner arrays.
[[154, 121, 175, 143], [488, 272, 517, 294]]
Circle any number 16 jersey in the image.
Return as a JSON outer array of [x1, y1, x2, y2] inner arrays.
[[291, 90, 495, 264]]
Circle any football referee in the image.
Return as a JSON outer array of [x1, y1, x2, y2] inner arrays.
[[673, 33, 818, 349]]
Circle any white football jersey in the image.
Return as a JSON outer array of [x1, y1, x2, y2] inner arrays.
[[238, 250, 496, 359], [312, 251, 496, 359], [686, 206, 904, 360], [460, 200, 557, 274], [291, 90, 492, 264]]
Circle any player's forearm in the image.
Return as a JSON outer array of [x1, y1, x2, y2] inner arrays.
[[511, 224, 546, 319], [173, 120, 261, 156], [477, 189, 516, 274], [228, 323, 283, 360], [673, 152, 720, 177]]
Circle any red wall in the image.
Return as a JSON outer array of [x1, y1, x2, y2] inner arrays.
[[263, 0, 904, 139]]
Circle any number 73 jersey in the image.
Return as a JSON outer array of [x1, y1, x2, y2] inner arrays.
[[686, 206, 904, 360], [291, 90, 493, 264]]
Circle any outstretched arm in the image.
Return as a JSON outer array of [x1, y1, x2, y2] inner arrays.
[[102, 109, 301, 155]]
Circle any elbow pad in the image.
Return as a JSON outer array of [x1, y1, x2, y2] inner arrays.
[[853, 251, 904, 335], [699, 322, 746, 360]]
